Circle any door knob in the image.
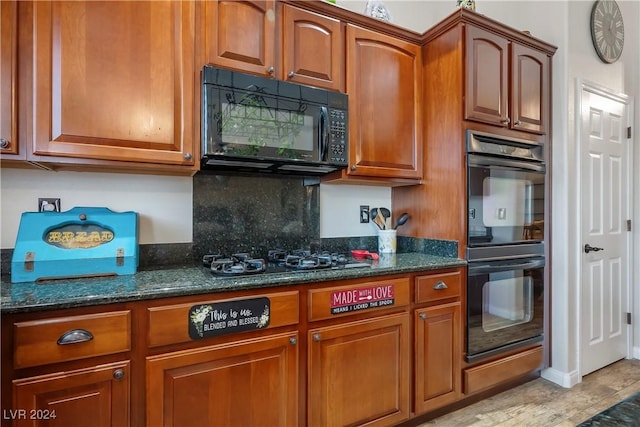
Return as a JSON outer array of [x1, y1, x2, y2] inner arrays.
[[584, 244, 604, 253]]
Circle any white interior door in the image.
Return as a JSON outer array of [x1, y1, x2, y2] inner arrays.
[[579, 82, 632, 376]]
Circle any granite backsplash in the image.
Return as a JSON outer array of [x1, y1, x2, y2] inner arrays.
[[192, 173, 320, 260]]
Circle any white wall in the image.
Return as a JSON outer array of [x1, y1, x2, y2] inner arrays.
[[319, 184, 391, 237], [552, 0, 639, 386], [0, 168, 192, 246]]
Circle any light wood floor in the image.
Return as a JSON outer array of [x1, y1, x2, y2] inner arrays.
[[419, 358, 640, 427]]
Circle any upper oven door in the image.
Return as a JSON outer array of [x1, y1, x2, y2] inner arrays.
[[467, 154, 545, 248]]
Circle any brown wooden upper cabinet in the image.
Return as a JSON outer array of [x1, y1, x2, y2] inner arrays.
[[281, 4, 344, 92], [21, 1, 197, 169], [0, 1, 19, 158], [344, 25, 423, 181], [465, 25, 549, 135], [204, 0, 277, 77], [206, 1, 344, 92]]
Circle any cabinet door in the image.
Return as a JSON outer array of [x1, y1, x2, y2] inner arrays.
[[204, 0, 276, 77], [415, 302, 461, 414], [346, 25, 422, 180], [12, 361, 129, 427], [0, 0, 19, 157], [282, 5, 343, 92], [464, 25, 509, 127], [510, 42, 549, 135], [147, 332, 299, 427], [28, 1, 196, 166], [308, 313, 410, 427]]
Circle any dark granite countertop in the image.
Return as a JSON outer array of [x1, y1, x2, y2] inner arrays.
[[1, 253, 466, 314]]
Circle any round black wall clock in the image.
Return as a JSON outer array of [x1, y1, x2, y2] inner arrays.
[[590, 0, 624, 63]]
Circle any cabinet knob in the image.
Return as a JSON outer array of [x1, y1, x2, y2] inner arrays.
[[0, 138, 8, 149], [267, 66, 275, 75], [57, 329, 94, 345], [514, 120, 521, 126], [419, 313, 427, 320], [350, 165, 357, 171], [113, 369, 125, 381], [312, 333, 321, 342], [287, 71, 295, 79], [289, 337, 297, 345], [183, 153, 192, 160], [433, 280, 448, 290], [501, 117, 511, 124]]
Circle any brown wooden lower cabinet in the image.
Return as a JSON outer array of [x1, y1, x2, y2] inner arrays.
[[2, 268, 549, 426], [414, 302, 461, 414], [12, 361, 130, 427], [146, 332, 299, 427], [307, 313, 411, 427]]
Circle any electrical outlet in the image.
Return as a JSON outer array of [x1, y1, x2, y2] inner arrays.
[[359, 205, 370, 223], [38, 198, 61, 212]]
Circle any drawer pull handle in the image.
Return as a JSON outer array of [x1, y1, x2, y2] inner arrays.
[[57, 329, 94, 345], [113, 369, 125, 381], [419, 313, 427, 320], [433, 281, 448, 290]]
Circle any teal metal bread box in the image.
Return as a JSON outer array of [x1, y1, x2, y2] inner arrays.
[[11, 207, 139, 283]]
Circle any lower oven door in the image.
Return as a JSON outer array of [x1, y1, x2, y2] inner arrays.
[[466, 257, 545, 362]]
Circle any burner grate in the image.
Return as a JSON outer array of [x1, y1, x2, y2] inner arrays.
[[270, 249, 348, 270], [203, 249, 358, 276], [203, 253, 266, 276]]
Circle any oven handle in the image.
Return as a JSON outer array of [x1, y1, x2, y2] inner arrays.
[[467, 153, 546, 173], [468, 257, 545, 274]]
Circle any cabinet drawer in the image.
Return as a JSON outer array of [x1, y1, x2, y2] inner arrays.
[[13, 311, 131, 369], [308, 277, 410, 322], [415, 271, 461, 304], [464, 346, 543, 394], [147, 291, 299, 347]]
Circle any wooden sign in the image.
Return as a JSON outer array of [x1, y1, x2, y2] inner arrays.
[[189, 297, 270, 340], [330, 284, 395, 314]]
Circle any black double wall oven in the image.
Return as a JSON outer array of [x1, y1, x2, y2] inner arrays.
[[465, 131, 546, 363]]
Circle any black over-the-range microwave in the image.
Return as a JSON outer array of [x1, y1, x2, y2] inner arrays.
[[201, 65, 349, 176]]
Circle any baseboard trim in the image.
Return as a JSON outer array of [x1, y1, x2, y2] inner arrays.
[[541, 367, 580, 388], [633, 346, 640, 359]]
